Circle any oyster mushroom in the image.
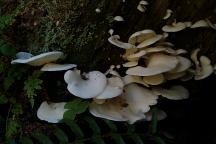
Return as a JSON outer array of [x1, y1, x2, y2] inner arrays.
[[64, 70, 107, 99], [41, 63, 77, 71], [108, 35, 135, 49], [11, 51, 63, 66], [162, 22, 186, 32], [37, 101, 67, 123]]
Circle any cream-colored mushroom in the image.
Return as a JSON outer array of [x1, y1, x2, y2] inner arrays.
[[137, 0, 148, 13], [162, 22, 186, 32], [136, 35, 163, 48], [11, 51, 63, 66], [122, 61, 138, 67], [152, 85, 189, 100], [191, 20, 209, 28], [37, 101, 67, 123], [113, 16, 124, 21], [143, 74, 165, 85], [145, 109, 167, 121], [163, 9, 173, 20], [164, 71, 186, 80], [169, 56, 191, 73], [108, 35, 135, 49], [126, 53, 179, 76], [128, 29, 156, 45]]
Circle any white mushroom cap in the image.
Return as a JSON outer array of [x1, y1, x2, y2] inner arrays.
[[128, 29, 156, 45], [162, 22, 186, 32], [124, 84, 158, 114], [122, 48, 138, 60], [108, 35, 135, 49], [16, 52, 33, 59], [175, 49, 188, 55], [126, 53, 179, 76], [144, 46, 176, 54], [191, 20, 209, 28], [122, 61, 138, 67], [152, 85, 189, 100], [184, 21, 192, 27], [11, 51, 63, 66], [64, 70, 107, 99], [123, 75, 149, 87], [41, 63, 77, 71], [194, 56, 213, 80], [136, 35, 163, 48], [169, 56, 191, 73], [113, 16, 124, 21], [127, 50, 146, 59], [191, 48, 200, 69], [143, 74, 165, 85], [96, 77, 124, 99], [37, 101, 67, 123], [163, 9, 173, 20]]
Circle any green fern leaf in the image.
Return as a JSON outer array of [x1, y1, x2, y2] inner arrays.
[[83, 116, 101, 134], [0, 95, 8, 104], [53, 128, 68, 144], [91, 136, 106, 144], [111, 134, 126, 144], [63, 99, 89, 120], [5, 120, 20, 139], [130, 135, 144, 144], [32, 133, 53, 144], [150, 108, 158, 134], [103, 120, 118, 132], [154, 136, 167, 144], [20, 137, 33, 144], [62, 119, 84, 138]]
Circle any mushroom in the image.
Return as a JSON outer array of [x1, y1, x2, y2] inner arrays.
[[136, 34, 163, 48], [37, 101, 67, 123], [41, 63, 77, 71], [11, 51, 63, 66], [96, 77, 124, 99], [145, 109, 167, 121], [163, 9, 173, 20], [64, 70, 107, 99], [124, 84, 158, 114], [143, 74, 165, 85], [162, 22, 186, 32], [137, 0, 148, 13], [194, 56, 213, 80], [169, 56, 191, 73], [191, 20, 209, 28], [164, 71, 186, 80], [126, 53, 179, 76], [113, 16, 124, 21], [108, 35, 135, 49], [128, 29, 156, 45], [152, 85, 189, 100]]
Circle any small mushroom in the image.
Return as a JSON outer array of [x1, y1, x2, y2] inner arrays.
[[113, 16, 124, 21], [162, 22, 186, 32], [41, 63, 77, 71], [64, 70, 107, 99], [194, 56, 213, 80], [152, 85, 189, 100], [143, 74, 165, 85], [163, 9, 173, 20], [108, 35, 135, 49], [191, 20, 209, 28], [169, 56, 191, 73], [126, 53, 179, 76], [37, 101, 67, 123], [136, 34, 163, 48], [137, 0, 148, 13], [145, 109, 167, 121], [11, 51, 63, 66], [164, 71, 186, 80]]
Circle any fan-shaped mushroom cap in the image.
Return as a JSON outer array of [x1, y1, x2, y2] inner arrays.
[[128, 29, 156, 45], [143, 74, 165, 85], [41, 63, 77, 71], [89, 96, 145, 124], [152, 85, 189, 100], [123, 75, 149, 87], [96, 77, 124, 99], [64, 70, 107, 99], [113, 16, 124, 21], [162, 22, 186, 32], [108, 35, 135, 49], [163, 9, 173, 20], [37, 101, 67, 123], [127, 50, 146, 59], [124, 84, 158, 114], [126, 53, 178, 76], [164, 71, 186, 80], [136, 35, 163, 48], [194, 56, 213, 80], [11, 51, 63, 66], [169, 56, 191, 73], [191, 20, 209, 28]]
